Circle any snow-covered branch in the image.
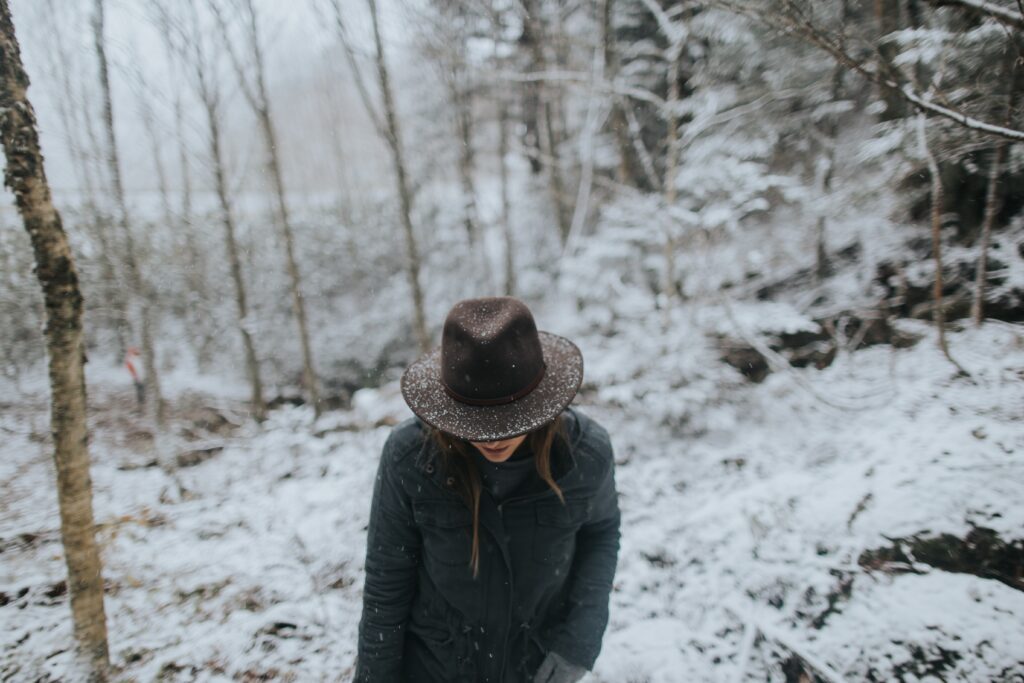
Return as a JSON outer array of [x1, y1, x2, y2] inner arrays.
[[497, 69, 668, 109], [925, 0, 1024, 30], [712, 0, 1024, 143]]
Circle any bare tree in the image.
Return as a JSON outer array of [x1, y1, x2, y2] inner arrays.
[[210, 0, 323, 415], [157, 0, 267, 419], [157, 15, 214, 370], [417, 1, 484, 249], [329, 0, 430, 352], [971, 141, 1009, 325], [812, 0, 851, 283], [367, 0, 430, 351], [602, 0, 643, 188], [93, 0, 166, 424], [972, 54, 1018, 325], [490, 4, 517, 295], [41, 0, 129, 356], [637, 0, 686, 321], [0, 2, 110, 678], [520, 0, 572, 244], [443, 4, 482, 248], [916, 113, 967, 373], [132, 68, 176, 240]]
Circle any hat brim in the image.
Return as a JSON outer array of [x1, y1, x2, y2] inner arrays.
[[400, 331, 584, 442]]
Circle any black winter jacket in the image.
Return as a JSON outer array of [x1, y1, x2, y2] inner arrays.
[[354, 407, 621, 682]]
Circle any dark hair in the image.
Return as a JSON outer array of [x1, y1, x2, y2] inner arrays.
[[427, 415, 568, 577]]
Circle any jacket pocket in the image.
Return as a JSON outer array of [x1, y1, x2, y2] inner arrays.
[[532, 497, 590, 566], [413, 499, 474, 568]]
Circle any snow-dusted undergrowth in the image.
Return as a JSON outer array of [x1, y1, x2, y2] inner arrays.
[[2, 323, 1022, 682]]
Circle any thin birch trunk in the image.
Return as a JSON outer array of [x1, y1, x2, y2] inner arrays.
[[93, 0, 166, 424], [0, 4, 110, 678], [367, 0, 430, 352]]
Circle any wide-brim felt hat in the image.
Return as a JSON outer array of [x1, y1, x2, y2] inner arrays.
[[401, 296, 583, 442]]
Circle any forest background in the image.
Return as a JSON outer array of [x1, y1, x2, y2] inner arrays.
[[1, 0, 1022, 681]]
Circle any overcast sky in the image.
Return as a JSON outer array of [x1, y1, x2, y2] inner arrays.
[[5, 0, 426, 208]]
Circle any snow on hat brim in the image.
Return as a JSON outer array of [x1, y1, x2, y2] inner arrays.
[[400, 331, 583, 442]]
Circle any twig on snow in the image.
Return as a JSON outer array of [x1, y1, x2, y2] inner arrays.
[[723, 601, 848, 683]]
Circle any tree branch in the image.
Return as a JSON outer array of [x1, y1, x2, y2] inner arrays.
[[327, 0, 387, 139], [207, 0, 259, 111]]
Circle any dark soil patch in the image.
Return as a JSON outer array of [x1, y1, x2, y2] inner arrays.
[[176, 444, 224, 468], [859, 526, 1024, 592], [718, 310, 921, 382]]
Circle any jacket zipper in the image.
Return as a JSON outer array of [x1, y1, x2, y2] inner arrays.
[[495, 479, 574, 681]]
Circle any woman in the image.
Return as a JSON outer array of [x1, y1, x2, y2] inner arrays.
[[354, 296, 621, 682]]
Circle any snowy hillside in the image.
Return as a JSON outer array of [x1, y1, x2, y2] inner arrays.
[[3, 320, 1021, 682]]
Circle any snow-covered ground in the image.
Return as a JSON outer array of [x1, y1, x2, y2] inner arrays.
[[2, 321, 1023, 682]]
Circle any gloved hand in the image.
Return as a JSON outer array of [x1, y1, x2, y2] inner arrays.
[[532, 650, 588, 683]]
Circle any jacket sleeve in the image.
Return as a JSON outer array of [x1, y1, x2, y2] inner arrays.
[[547, 432, 621, 670], [354, 430, 422, 682]]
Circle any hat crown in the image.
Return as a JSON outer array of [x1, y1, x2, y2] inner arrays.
[[440, 297, 546, 405]]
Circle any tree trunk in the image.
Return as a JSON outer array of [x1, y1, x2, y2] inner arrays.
[[93, 0, 165, 424], [368, 0, 430, 353], [488, 2, 516, 295], [874, 0, 906, 119], [239, 0, 322, 416], [521, 0, 571, 244], [204, 95, 266, 420], [140, 98, 173, 232], [971, 52, 1017, 325], [183, 7, 267, 419], [519, 0, 543, 174], [815, 61, 846, 283], [971, 142, 1008, 325], [916, 114, 964, 372], [158, 21, 212, 372], [441, 38, 480, 248], [602, 0, 642, 188], [0, 4, 110, 678], [541, 98, 571, 245], [174, 94, 213, 369], [498, 60, 516, 297], [565, 42, 603, 261], [662, 40, 682, 324]]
